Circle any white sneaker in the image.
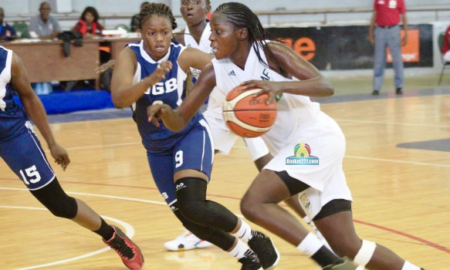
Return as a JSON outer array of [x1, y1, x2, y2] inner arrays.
[[164, 230, 213, 251]]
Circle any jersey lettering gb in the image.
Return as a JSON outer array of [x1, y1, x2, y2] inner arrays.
[[128, 41, 202, 152]]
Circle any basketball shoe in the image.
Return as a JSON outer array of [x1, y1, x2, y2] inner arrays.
[[103, 226, 144, 270], [164, 230, 213, 251], [248, 231, 280, 270], [239, 249, 263, 270]]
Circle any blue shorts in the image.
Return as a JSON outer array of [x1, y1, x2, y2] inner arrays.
[[147, 119, 214, 206], [0, 124, 55, 190]]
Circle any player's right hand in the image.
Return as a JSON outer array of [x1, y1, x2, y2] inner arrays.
[[147, 101, 171, 127], [147, 61, 173, 85]]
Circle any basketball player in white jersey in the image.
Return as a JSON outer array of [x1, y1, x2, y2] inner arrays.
[[148, 3, 425, 270], [166, 0, 323, 252]]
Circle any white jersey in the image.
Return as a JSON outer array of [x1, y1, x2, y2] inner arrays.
[[184, 23, 213, 56], [212, 43, 353, 215], [185, 22, 224, 118], [211, 43, 323, 155]]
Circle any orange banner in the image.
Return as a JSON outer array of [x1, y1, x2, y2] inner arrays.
[[387, 29, 419, 63]]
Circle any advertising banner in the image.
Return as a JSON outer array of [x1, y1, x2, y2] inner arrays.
[[267, 24, 433, 70]]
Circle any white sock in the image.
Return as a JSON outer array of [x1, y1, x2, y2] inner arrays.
[[232, 219, 253, 242], [402, 261, 421, 270], [229, 239, 251, 260], [296, 232, 324, 256]]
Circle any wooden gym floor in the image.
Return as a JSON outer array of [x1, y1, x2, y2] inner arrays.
[[1, 74, 449, 269]]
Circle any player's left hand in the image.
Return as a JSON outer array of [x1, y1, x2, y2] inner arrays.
[[147, 102, 172, 127], [240, 80, 282, 104], [49, 144, 70, 171]]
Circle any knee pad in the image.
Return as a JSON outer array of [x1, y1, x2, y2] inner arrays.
[[30, 179, 78, 219], [353, 240, 377, 267], [172, 202, 235, 250], [176, 177, 237, 232]]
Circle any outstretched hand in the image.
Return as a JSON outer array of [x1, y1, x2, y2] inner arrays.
[[241, 80, 283, 104], [147, 101, 172, 127], [49, 144, 70, 171], [95, 60, 116, 74], [147, 61, 173, 85]]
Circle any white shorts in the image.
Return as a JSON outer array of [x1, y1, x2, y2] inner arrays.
[[203, 111, 270, 161], [264, 113, 353, 219]]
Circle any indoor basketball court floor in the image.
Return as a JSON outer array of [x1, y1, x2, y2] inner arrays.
[[1, 75, 449, 269]]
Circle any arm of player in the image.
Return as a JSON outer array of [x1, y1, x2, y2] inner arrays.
[[11, 53, 70, 170], [178, 47, 213, 72], [95, 59, 116, 74], [148, 64, 216, 132], [110, 48, 172, 108], [241, 42, 334, 98]]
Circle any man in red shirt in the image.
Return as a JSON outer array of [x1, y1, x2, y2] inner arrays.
[[442, 25, 450, 62], [369, 0, 408, 95]]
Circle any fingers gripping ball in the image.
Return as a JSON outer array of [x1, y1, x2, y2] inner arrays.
[[223, 85, 277, 138]]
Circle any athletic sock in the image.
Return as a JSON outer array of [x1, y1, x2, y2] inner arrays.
[[402, 261, 421, 270], [229, 239, 251, 259], [94, 218, 115, 240], [297, 233, 343, 268], [232, 219, 253, 242]]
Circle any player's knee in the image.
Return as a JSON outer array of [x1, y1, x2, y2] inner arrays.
[[30, 179, 78, 219], [178, 200, 205, 223], [351, 240, 377, 267], [176, 177, 209, 224], [48, 195, 78, 219], [328, 237, 363, 259], [240, 193, 260, 222]]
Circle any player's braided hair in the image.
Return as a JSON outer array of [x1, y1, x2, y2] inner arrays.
[[138, 3, 178, 30], [215, 2, 286, 76]]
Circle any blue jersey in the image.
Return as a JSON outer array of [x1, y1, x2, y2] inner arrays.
[[128, 41, 202, 153], [0, 46, 29, 141]]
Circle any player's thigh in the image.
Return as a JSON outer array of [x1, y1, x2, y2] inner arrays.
[[173, 119, 214, 182], [243, 169, 292, 205], [0, 130, 55, 190], [147, 151, 177, 206]]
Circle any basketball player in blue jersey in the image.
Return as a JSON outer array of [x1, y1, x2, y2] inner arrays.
[[148, 2, 425, 270], [0, 46, 144, 270], [110, 3, 279, 269]]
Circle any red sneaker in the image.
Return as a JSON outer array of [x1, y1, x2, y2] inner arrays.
[[104, 226, 144, 270]]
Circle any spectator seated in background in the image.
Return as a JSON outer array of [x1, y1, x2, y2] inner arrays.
[[130, 2, 149, 32], [442, 25, 450, 62], [72, 6, 104, 37], [29, 2, 61, 39], [0, 7, 17, 41]]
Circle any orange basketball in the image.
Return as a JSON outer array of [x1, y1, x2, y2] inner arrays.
[[222, 85, 277, 138]]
